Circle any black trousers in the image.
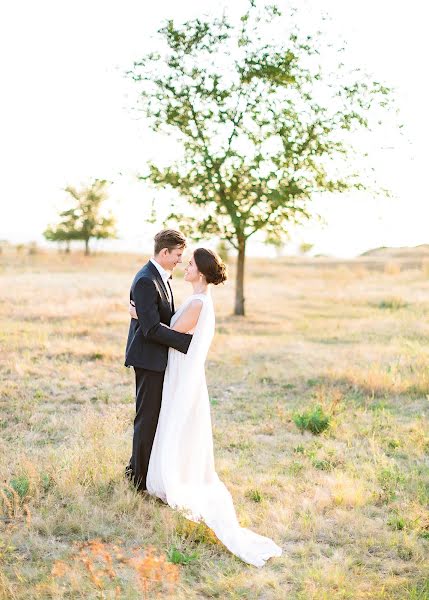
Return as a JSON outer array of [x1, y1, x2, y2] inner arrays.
[[126, 367, 165, 491]]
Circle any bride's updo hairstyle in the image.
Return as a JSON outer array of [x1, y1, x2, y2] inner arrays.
[[194, 248, 227, 286]]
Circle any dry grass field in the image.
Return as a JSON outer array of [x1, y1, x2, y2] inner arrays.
[[1, 246, 428, 599]]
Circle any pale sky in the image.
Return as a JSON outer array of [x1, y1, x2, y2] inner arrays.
[[0, 0, 427, 257]]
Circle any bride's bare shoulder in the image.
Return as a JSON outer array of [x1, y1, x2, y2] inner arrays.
[[172, 297, 203, 333]]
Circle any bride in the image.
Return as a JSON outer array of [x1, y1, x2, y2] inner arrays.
[[131, 247, 282, 567]]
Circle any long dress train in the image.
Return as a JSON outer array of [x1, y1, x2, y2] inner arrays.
[[147, 291, 282, 567]]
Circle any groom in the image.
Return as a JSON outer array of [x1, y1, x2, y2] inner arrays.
[[124, 229, 193, 492]]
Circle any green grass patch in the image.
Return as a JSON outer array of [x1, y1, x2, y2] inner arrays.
[[293, 405, 331, 435], [407, 579, 429, 599], [387, 512, 406, 531], [246, 489, 263, 502], [168, 546, 198, 565], [377, 466, 405, 502]]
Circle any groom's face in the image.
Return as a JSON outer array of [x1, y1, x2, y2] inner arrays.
[[161, 246, 184, 271]]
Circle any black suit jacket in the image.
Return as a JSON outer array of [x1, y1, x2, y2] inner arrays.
[[124, 261, 192, 371]]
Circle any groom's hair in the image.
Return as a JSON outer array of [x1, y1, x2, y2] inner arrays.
[[154, 229, 187, 255]]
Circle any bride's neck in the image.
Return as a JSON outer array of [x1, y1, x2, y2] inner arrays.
[[192, 282, 208, 294]]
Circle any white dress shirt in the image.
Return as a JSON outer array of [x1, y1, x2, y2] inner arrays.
[[150, 258, 172, 304]]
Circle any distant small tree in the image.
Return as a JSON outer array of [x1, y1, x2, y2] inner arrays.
[[266, 233, 286, 257], [299, 242, 314, 255], [44, 214, 78, 253], [44, 179, 117, 255]]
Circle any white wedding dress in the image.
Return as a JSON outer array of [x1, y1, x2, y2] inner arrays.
[[147, 290, 282, 567]]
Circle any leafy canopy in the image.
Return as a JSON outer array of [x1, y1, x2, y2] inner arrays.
[[129, 2, 393, 248]]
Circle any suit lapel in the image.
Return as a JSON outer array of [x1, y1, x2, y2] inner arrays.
[[147, 261, 171, 307]]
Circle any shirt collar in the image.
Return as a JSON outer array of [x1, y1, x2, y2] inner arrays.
[[150, 258, 171, 282]]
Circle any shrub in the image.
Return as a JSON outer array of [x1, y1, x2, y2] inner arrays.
[[313, 459, 333, 471], [377, 466, 405, 502], [10, 476, 30, 499], [377, 297, 407, 310], [167, 546, 198, 565], [293, 405, 330, 435], [387, 512, 406, 530], [246, 489, 263, 503]]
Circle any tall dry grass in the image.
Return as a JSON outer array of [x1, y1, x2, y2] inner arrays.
[[1, 248, 428, 598]]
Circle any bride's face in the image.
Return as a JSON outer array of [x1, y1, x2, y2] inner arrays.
[[184, 254, 200, 282]]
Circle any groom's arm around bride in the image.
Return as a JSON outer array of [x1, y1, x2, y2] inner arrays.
[[125, 273, 192, 371]]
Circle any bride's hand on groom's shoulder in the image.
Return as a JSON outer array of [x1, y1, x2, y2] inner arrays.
[[129, 301, 138, 320]]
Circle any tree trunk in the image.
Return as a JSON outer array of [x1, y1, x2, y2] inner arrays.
[[234, 238, 246, 316], [84, 238, 90, 256]]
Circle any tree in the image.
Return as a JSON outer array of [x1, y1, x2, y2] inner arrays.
[[44, 179, 117, 255], [299, 242, 314, 255], [44, 211, 79, 253], [129, 1, 393, 315]]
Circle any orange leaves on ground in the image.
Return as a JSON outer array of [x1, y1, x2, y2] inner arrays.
[[51, 540, 179, 598]]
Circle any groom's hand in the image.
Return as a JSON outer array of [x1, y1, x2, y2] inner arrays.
[[129, 301, 138, 320]]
